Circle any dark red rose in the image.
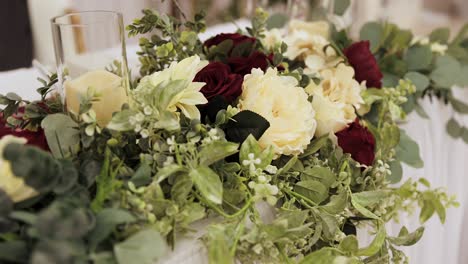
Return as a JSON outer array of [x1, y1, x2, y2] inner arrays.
[[0, 111, 49, 151], [204, 33, 256, 53], [194, 62, 243, 103], [344, 41, 383, 88], [227, 51, 271, 76], [335, 119, 375, 166]]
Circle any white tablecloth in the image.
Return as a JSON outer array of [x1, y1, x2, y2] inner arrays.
[[1, 21, 468, 264]]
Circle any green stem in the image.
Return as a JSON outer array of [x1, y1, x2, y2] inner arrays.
[[283, 188, 318, 208], [229, 217, 246, 256], [194, 192, 253, 219]]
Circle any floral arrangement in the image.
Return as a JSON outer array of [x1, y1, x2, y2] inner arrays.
[[0, 7, 461, 264]]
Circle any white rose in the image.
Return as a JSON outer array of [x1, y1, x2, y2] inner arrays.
[[306, 64, 364, 136], [0, 135, 38, 203], [262, 28, 284, 51], [135, 55, 209, 120], [239, 68, 316, 156]]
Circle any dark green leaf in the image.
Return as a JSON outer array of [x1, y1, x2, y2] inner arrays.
[[225, 110, 270, 144], [130, 163, 152, 187], [0, 241, 28, 263]]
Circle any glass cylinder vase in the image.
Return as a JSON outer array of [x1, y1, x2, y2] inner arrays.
[[51, 11, 129, 126]]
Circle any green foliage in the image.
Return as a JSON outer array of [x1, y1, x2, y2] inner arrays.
[[114, 229, 167, 264], [127, 9, 206, 75]]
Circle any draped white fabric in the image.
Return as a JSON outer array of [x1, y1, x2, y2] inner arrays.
[[1, 21, 468, 264]]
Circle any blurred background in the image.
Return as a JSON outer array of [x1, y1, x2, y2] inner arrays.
[[0, 0, 467, 71]]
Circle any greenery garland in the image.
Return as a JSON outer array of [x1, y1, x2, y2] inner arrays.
[[0, 7, 460, 264]]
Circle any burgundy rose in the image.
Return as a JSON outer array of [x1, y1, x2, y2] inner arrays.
[[227, 51, 271, 76], [194, 62, 243, 103], [344, 41, 383, 88], [0, 110, 49, 151], [335, 119, 375, 166], [204, 33, 256, 54]]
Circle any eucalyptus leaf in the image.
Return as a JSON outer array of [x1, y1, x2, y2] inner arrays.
[[114, 229, 167, 264], [388, 160, 403, 184], [190, 166, 223, 204], [404, 45, 433, 71], [41, 114, 80, 158], [462, 128, 468, 144], [360, 22, 384, 52], [334, 0, 351, 16], [266, 13, 288, 30], [449, 96, 468, 114], [446, 118, 462, 138], [430, 55, 462, 88], [396, 130, 424, 168], [405, 72, 430, 92]]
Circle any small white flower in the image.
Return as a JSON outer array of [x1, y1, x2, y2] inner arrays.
[[143, 106, 153, 115], [431, 42, 448, 55], [265, 165, 278, 174], [134, 124, 142, 132], [242, 153, 262, 173], [163, 156, 175, 166], [135, 113, 145, 122], [140, 129, 149, 138]]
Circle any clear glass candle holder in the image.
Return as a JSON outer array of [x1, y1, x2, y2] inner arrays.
[[51, 11, 129, 126]]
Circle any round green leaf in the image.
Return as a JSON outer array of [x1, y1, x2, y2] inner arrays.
[[446, 118, 462, 138], [404, 46, 433, 71]]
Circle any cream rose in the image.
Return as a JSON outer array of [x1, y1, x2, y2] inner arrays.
[[0, 136, 38, 203], [238, 68, 316, 156], [65, 70, 128, 127], [306, 64, 365, 136], [284, 20, 342, 74]]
